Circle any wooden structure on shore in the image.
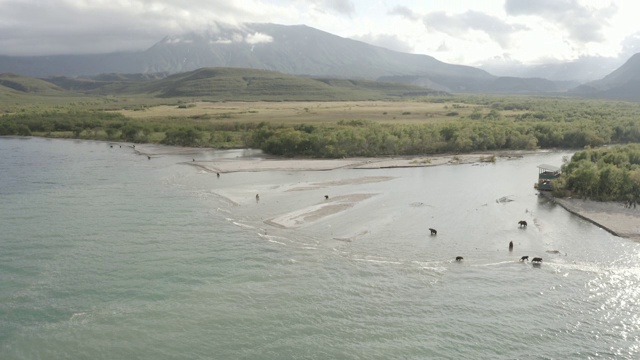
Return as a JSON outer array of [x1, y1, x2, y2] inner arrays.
[[535, 164, 561, 191]]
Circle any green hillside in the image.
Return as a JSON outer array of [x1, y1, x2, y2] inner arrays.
[[0, 73, 62, 94], [41, 67, 445, 100], [137, 67, 444, 100]]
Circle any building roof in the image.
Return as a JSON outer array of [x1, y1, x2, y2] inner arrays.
[[537, 164, 560, 172]]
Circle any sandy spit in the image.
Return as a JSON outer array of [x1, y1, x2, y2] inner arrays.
[[134, 143, 640, 241], [541, 193, 640, 240], [190, 152, 526, 174]]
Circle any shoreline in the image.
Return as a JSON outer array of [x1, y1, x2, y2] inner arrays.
[[12, 138, 637, 241], [133, 141, 638, 242], [187, 151, 533, 173], [540, 192, 640, 241]]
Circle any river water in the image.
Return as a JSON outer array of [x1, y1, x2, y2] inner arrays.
[[1, 137, 639, 359]]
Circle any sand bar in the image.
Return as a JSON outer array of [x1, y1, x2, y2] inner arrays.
[[134, 143, 640, 241], [191, 152, 525, 174], [542, 194, 640, 240], [265, 194, 376, 229]]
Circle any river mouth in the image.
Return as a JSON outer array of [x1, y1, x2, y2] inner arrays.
[[3, 137, 640, 359]]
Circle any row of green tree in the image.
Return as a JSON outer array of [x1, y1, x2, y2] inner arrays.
[[3, 96, 640, 158], [248, 116, 640, 157], [553, 144, 640, 203], [0, 110, 254, 148]]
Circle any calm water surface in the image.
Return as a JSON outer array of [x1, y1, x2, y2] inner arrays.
[[1, 137, 639, 359]]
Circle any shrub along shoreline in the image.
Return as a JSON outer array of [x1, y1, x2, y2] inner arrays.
[[553, 144, 640, 204], [2, 105, 640, 158], [4, 95, 640, 202], [4, 109, 640, 203], [4, 95, 640, 234]]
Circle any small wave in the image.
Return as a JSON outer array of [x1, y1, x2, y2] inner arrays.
[[411, 261, 448, 273], [70, 312, 86, 320], [215, 207, 231, 214], [298, 241, 318, 247], [266, 238, 287, 245], [550, 262, 610, 274], [419, 266, 448, 273], [231, 221, 254, 229], [475, 260, 518, 267], [69, 312, 88, 324], [411, 260, 443, 267], [257, 232, 287, 245], [353, 257, 402, 265], [333, 237, 352, 242]]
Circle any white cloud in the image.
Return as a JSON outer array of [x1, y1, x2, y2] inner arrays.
[[300, 0, 355, 17], [423, 10, 527, 48], [351, 33, 413, 53], [504, 0, 615, 44], [211, 39, 233, 44], [245, 32, 273, 44], [0, 0, 636, 67], [620, 33, 640, 60], [388, 6, 419, 21]]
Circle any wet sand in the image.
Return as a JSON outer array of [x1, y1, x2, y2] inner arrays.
[[135, 143, 640, 241], [190, 152, 518, 173], [189, 152, 511, 233], [191, 150, 640, 241], [265, 193, 376, 229], [542, 194, 640, 240]]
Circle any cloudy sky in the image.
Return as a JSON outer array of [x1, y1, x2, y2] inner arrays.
[[1, 0, 639, 67]]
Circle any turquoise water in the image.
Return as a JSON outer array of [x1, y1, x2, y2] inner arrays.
[[1, 137, 640, 359]]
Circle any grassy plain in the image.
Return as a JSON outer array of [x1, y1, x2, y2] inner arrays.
[[5, 69, 640, 158], [115, 100, 484, 125]]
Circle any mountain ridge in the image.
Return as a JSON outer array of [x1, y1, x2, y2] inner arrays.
[[0, 23, 561, 94], [1, 67, 448, 101], [0, 22, 638, 98], [569, 53, 640, 100]]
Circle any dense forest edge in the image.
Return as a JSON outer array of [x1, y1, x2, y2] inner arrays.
[[3, 95, 640, 158], [553, 144, 640, 204]]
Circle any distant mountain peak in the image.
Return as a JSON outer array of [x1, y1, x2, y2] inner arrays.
[[157, 23, 277, 48], [569, 52, 640, 100], [0, 22, 613, 95]]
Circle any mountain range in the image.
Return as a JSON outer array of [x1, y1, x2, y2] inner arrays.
[[0, 67, 446, 102], [568, 53, 640, 100], [0, 23, 639, 100]]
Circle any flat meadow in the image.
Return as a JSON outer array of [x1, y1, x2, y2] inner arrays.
[[114, 100, 485, 125]]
